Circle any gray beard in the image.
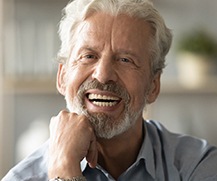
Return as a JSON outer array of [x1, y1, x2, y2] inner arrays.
[[65, 79, 146, 139]]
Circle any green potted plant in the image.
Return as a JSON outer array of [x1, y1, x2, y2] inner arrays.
[[176, 29, 217, 88]]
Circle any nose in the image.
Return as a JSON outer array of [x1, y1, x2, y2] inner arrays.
[[92, 57, 118, 84]]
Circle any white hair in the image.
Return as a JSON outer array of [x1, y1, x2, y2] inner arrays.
[[58, 0, 172, 75]]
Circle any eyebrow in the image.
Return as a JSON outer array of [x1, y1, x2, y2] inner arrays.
[[76, 45, 101, 55], [75, 44, 143, 64], [116, 48, 138, 56], [78, 45, 139, 56]]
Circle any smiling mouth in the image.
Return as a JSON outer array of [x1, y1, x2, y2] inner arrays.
[[87, 93, 121, 107]]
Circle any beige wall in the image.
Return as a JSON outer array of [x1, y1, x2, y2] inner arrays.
[[0, 0, 4, 177], [0, 0, 15, 178]]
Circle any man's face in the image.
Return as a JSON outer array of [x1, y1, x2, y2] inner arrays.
[[57, 13, 160, 139]]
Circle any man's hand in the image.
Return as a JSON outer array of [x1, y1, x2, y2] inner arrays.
[[48, 110, 98, 179]]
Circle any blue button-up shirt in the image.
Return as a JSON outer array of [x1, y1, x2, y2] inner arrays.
[[2, 120, 217, 181]]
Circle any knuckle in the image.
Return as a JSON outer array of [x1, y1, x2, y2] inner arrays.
[[58, 110, 71, 122], [88, 126, 95, 134], [76, 116, 93, 131], [58, 109, 68, 117]]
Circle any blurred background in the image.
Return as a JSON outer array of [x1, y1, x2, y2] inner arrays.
[[0, 0, 217, 179]]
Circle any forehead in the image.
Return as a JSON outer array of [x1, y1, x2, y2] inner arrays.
[[72, 12, 153, 56]]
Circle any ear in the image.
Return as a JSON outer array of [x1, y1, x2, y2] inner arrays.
[[56, 63, 67, 96], [146, 72, 161, 104]]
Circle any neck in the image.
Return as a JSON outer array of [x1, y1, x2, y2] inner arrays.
[[97, 118, 144, 180]]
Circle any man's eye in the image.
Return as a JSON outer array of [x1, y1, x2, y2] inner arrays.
[[84, 54, 97, 59], [118, 57, 139, 68], [119, 58, 132, 63], [78, 54, 98, 64]]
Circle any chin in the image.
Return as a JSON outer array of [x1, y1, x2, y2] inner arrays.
[[65, 82, 146, 139], [84, 105, 143, 139]]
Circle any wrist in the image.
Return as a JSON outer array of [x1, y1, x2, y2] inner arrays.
[[48, 158, 82, 179]]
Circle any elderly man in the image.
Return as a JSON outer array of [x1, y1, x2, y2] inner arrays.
[[3, 0, 217, 181]]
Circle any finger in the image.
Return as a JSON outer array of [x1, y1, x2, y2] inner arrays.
[[86, 140, 98, 168], [90, 146, 98, 168], [49, 110, 69, 130]]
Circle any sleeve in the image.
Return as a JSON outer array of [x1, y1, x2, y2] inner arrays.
[[188, 147, 217, 181], [1, 141, 49, 181], [2, 170, 21, 181]]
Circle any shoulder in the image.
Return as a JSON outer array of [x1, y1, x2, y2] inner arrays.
[[145, 120, 217, 180], [2, 141, 49, 181]]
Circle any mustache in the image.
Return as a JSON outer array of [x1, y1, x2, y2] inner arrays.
[[77, 79, 130, 102]]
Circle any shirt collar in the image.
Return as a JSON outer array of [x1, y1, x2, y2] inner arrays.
[[81, 158, 87, 172], [80, 120, 156, 179], [136, 120, 156, 179]]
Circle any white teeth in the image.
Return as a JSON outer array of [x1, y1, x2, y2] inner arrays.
[[88, 94, 120, 101], [92, 101, 117, 107], [88, 94, 120, 107]]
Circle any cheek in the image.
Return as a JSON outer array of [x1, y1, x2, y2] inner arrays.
[[123, 73, 149, 108], [65, 65, 92, 95], [130, 84, 147, 106]]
